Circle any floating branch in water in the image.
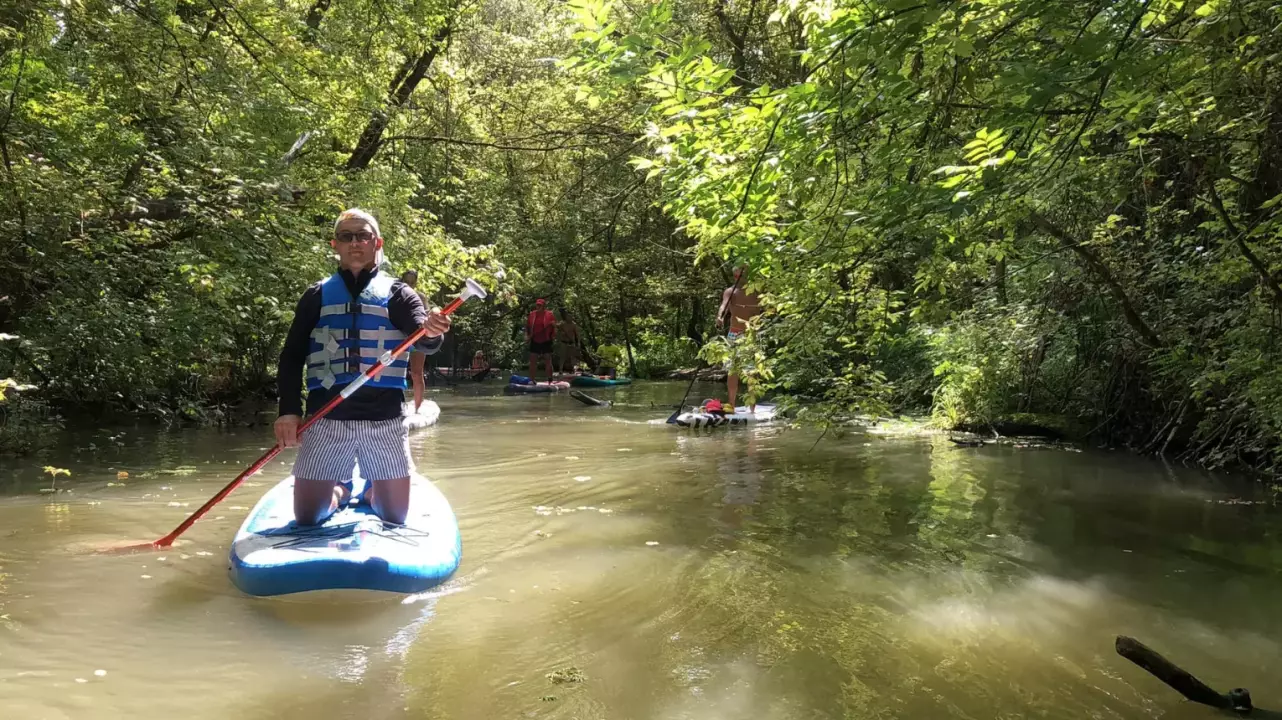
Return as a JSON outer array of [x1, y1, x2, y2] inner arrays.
[[1115, 635, 1276, 717], [570, 390, 611, 407]]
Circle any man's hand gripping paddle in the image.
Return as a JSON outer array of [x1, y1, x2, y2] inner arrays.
[[105, 279, 488, 554]]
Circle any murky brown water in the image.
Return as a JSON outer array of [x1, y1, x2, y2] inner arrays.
[[1, 381, 1280, 719]]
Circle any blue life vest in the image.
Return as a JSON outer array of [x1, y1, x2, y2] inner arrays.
[[306, 272, 409, 392]]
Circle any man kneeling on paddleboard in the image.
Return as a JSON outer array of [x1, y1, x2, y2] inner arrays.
[[274, 208, 451, 526]]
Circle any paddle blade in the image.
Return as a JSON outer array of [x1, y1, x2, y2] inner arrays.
[[93, 539, 163, 555]]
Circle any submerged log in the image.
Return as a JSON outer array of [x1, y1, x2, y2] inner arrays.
[[954, 418, 1067, 440], [667, 367, 726, 381], [570, 390, 611, 408], [1115, 635, 1273, 716]]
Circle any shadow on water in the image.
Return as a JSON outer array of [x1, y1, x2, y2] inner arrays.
[[613, 428, 1282, 718]]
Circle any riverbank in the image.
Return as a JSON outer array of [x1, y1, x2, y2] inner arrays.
[[5, 376, 1280, 493]]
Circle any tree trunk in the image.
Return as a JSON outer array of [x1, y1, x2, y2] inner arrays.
[[578, 302, 601, 366], [345, 16, 454, 171], [686, 295, 703, 345], [619, 292, 636, 378], [994, 256, 1007, 305], [1030, 211, 1162, 348], [303, 0, 331, 41], [713, 0, 749, 80]]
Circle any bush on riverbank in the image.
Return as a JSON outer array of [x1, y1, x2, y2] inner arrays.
[[566, 0, 1282, 478], [0, 387, 62, 456]]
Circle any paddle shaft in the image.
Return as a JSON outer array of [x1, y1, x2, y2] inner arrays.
[[148, 293, 472, 549]]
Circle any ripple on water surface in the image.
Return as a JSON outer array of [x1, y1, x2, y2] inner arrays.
[[1, 384, 1280, 719]]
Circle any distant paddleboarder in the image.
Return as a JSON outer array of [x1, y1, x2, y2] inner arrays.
[[525, 298, 557, 382], [715, 263, 762, 412], [556, 308, 583, 373]]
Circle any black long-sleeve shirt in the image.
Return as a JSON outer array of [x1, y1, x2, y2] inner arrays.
[[277, 266, 443, 421]]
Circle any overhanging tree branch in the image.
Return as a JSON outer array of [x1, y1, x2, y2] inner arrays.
[[383, 133, 620, 153], [1030, 211, 1162, 348], [1203, 177, 1282, 306], [346, 8, 457, 171]]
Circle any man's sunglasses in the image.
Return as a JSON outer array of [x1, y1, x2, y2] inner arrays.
[[335, 230, 377, 244]]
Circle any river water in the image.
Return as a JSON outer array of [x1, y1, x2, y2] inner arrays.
[[1, 381, 1279, 719]]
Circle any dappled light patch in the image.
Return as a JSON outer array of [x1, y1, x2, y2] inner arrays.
[[902, 574, 1111, 646]]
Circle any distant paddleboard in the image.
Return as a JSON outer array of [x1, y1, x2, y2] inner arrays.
[[669, 403, 778, 428], [504, 381, 568, 394], [568, 375, 632, 387], [403, 400, 440, 430]]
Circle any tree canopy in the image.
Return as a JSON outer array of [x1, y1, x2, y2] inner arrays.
[[3, 0, 1282, 474]]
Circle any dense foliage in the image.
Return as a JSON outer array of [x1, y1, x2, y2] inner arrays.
[[3, 0, 1282, 475], [1, 0, 504, 425], [568, 0, 1282, 474]]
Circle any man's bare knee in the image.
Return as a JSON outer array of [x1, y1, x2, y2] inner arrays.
[[371, 476, 411, 525], [294, 478, 338, 526]]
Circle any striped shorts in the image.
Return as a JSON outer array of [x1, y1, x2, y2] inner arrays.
[[293, 417, 414, 482]]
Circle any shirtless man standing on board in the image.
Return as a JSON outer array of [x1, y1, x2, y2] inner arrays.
[[715, 263, 762, 412]]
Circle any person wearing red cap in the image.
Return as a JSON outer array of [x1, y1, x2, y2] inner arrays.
[[526, 298, 557, 382]]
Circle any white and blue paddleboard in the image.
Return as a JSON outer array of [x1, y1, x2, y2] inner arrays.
[[669, 403, 778, 428], [503, 382, 565, 394], [403, 400, 441, 431], [228, 473, 461, 597]]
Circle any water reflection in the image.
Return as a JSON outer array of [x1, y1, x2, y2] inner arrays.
[[0, 383, 1279, 718]]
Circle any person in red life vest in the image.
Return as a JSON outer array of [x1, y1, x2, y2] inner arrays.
[[526, 298, 557, 382]]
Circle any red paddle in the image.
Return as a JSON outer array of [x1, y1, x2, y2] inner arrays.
[[108, 279, 487, 553]]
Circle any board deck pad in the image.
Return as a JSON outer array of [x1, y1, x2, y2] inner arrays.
[[229, 473, 461, 597]]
